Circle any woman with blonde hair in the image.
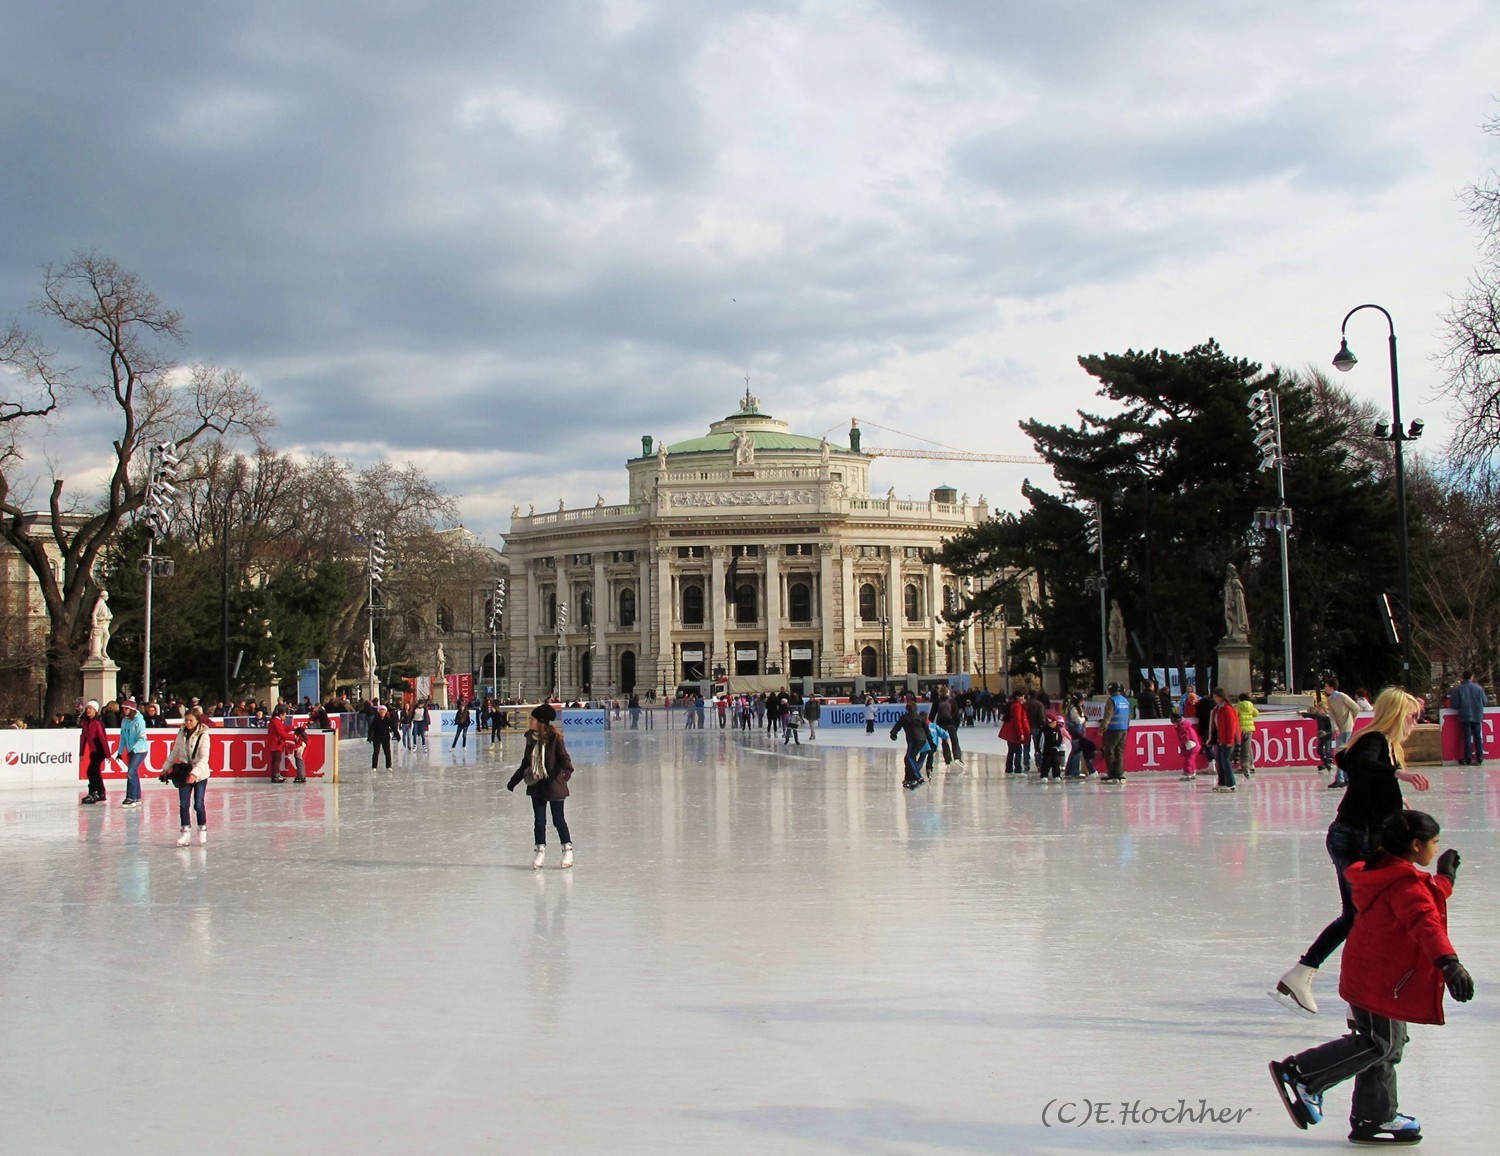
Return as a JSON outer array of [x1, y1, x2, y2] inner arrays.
[[162, 707, 212, 846], [1272, 687, 1430, 1016]]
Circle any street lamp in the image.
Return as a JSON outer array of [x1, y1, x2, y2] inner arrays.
[[1333, 305, 1423, 688]]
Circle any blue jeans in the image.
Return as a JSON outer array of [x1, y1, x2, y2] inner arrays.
[[177, 779, 207, 828], [531, 794, 570, 844], [1302, 822, 1371, 968], [1461, 720, 1483, 763], [1213, 743, 1236, 787], [124, 751, 147, 802], [904, 745, 925, 782], [451, 723, 468, 748]]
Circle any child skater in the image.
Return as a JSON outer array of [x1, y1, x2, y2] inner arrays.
[[1172, 712, 1199, 781], [1269, 810, 1474, 1146], [506, 704, 575, 869], [1038, 712, 1064, 780]]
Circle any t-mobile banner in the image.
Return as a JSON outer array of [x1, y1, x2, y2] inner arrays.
[[1440, 708, 1500, 762], [1085, 715, 1336, 773]]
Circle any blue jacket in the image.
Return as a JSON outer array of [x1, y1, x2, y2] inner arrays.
[[1106, 694, 1132, 731], [118, 712, 149, 754], [1450, 679, 1487, 723]]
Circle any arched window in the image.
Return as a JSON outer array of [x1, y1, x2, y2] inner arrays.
[[904, 583, 920, 622], [861, 646, 878, 676], [859, 583, 878, 622], [545, 592, 557, 628], [437, 605, 454, 633], [682, 584, 704, 625], [619, 588, 636, 628], [906, 644, 921, 674], [735, 583, 757, 624], [580, 589, 593, 628], [788, 582, 812, 623]]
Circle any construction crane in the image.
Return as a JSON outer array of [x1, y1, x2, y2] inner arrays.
[[845, 417, 1043, 465]]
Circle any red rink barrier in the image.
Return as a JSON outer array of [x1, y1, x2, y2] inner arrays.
[[91, 727, 339, 782]]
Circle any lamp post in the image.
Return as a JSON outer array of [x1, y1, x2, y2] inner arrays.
[[1084, 499, 1107, 694], [1333, 305, 1422, 689]]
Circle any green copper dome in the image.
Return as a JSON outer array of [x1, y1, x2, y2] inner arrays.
[[664, 430, 827, 455]]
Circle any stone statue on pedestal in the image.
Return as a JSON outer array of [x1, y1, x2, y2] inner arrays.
[[436, 644, 447, 683], [362, 636, 376, 681], [1223, 564, 1250, 642], [1108, 600, 1127, 656], [87, 590, 113, 660]]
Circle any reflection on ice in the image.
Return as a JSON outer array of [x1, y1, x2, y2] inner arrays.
[[0, 726, 1494, 1154]]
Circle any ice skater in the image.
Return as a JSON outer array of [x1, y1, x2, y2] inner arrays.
[[999, 692, 1030, 775], [164, 708, 211, 846], [451, 699, 471, 749], [1208, 687, 1242, 793], [1172, 712, 1199, 781], [78, 700, 110, 805], [117, 697, 149, 807], [1037, 711, 1064, 780], [506, 703, 575, 868], [890, 695, 931, 789], [1269, 810, 1473, 1146], [782, 706, 802, 746], [1272, 687, 1430, 1016]]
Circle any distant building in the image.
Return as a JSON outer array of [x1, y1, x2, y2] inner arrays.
[[502, 392, 994, 699]]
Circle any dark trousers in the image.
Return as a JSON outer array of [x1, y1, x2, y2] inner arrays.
[[177, 779, 207, 828], [451, 723, 468, 748], [1288, 1006, 1407, 1126], [1005, 742, 1026, 774], [84, 753, 107, 798], [865, 718, 875, 733], [1302, 822, 1371, 968], [942, 725, 962, 762], [371, 735, 392, 768], [1103, 729, 1127, 778], [532, 794, 571, 844], [1461, 720, 1483, 763], [902, 746, 923, 782]]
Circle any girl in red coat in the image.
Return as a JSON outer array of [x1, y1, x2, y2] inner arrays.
[[1270, 810, 1474, 1146], [1208, 687, 1243, 793], [78, 699, 111, 804], [998, 693, 1030, 776]]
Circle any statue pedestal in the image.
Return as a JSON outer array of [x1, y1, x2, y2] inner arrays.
[[258, 673, 279, 711], [1042, 663, 1062, 698], [1106, 657, 1133, 692], [435, 680, 449, 709], [81, 657, 119, 706], [1215, 640, 1253, 697]]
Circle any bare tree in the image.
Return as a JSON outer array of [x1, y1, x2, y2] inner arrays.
[[1438, 112, 1500, 469], [0, 252, 269, 716]]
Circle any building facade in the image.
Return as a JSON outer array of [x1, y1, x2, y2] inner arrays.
[[502, 393, 993, 700]]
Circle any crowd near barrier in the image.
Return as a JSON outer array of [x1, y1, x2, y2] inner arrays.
[[0, 725, 340, 790]]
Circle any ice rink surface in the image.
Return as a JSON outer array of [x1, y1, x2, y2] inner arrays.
[[3, 722, 1497, 1155]]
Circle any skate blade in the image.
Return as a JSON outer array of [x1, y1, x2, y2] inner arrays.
[[1268, 987, 1316, 1018]]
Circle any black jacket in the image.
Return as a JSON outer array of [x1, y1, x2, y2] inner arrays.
[[1334, 731, 1405, 839]]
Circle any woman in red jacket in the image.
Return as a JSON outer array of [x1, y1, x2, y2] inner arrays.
[[1208, 687, 1243, 793], [78, 699, 111, 804], [1270, 810, 1475, 1146], [998, 693, 1030, 775]]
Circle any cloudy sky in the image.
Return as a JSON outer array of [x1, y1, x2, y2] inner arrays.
[[4, 0, 1498, 543]]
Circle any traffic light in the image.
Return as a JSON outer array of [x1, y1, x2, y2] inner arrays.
[[370, 530, 387, 588], [1084, 499, 1102, 555], [1248, 389, 1281, 471], [145, 441, 180, 539]]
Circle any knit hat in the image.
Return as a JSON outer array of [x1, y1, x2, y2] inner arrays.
[[85, 700, 100, 712], [121, 698, 138, 710], [530, 703, 557, 724]]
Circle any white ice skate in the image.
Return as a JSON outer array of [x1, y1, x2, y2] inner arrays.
[[560, 844, 573, 869], [1270, 963, 1318, 1016], [531, 844, 546, 869], [175, 828, 191, 847]]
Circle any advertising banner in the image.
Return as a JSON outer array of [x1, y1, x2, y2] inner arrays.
[[820, 702, 930, 728], [1, 730, 79, 788], [1439, 707, 1500, 762], [560, 709, 607, 730]]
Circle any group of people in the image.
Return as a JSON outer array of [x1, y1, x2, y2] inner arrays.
[[76, 698, 216, 846]]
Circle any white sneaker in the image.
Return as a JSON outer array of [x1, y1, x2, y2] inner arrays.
[[532, 844, 546, 869], [1271, 963, 1319, 1016], [560, 843, 573, 869], [176, 828, 191, 847], [198, 828, 208, 846]]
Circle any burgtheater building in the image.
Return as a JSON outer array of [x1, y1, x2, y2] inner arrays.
[[502, 393, 991, 700]]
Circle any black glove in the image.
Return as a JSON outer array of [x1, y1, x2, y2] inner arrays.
[[1436, 848, 1460, 883], [1437, 956, 1474, 1002], [506, 780, 517, 792]]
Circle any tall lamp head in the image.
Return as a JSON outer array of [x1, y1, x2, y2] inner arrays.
[[1332, 339, 1357, 373]]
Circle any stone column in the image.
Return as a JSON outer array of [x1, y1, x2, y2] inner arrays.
[[593, 557, 607, 691], [887, 553, 904, 676], [1216, 639, 1253, 698], [638, 553, 651, 674], [710, 546, 728, 677], [655, 546, 673, 691], [764, 545, 781, 673], [819, 543, 838, 677], [929, 561, 944, 674], [839, 547, 855, 663], [526, 565, 538, 693]]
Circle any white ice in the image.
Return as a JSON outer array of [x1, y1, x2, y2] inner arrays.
[[2, 723, 1497, 1154]]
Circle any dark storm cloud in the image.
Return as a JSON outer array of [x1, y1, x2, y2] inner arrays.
[[2, 0, 1493, 525]]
